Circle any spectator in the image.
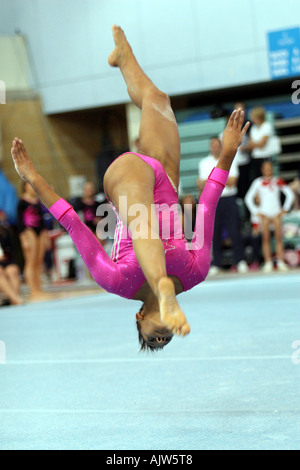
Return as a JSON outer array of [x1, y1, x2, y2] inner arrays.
[[232, 103, 251, 199], [245, 161, 295, 272], [248, 107, 281, 180], [41, 202, 56, 281], [198, 137, 248, 275], [289, 171, 300, 211], [0, 211, 23, 306], [75, 181, 106, 239], [246, 214, 263, 271], [18, 182, 50, 301]]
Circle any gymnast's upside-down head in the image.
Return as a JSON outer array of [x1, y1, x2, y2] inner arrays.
[[136, 305, 173, 352]]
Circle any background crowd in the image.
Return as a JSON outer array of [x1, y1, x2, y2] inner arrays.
[[181, 103, 299, 275]]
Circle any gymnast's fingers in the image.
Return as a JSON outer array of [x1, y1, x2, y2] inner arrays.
[[228, 109, 237, 127]]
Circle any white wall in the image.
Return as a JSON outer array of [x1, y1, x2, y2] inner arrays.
[[0, 0, 299, 114], [0, 36, 32, 90]]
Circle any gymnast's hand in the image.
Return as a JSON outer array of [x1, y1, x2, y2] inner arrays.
[[222, 109, 250, 159], [11, 138, 38, 183]]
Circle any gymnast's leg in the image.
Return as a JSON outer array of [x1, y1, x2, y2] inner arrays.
[[106, 26, 189, 336], [108, 25, 181, 187]]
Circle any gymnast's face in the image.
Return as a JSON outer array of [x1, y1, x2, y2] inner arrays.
[[136, 311, 173, 349]]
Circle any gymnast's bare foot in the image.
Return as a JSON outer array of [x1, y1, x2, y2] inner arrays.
[[108, 25, 132, 67], [158, 277, 191, 336], [11, 138, 37, 183]]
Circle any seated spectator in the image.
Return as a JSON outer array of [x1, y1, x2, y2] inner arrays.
[[247, 107, 281, 180], [198, 137, 248, 275], [245, 161, 295, 273], [0, 211, 23, 306]]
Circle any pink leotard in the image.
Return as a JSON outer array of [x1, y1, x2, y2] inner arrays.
[[48, 153, 228, 299]]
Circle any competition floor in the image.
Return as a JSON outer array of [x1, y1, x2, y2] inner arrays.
[[0, 271, 299, 450]]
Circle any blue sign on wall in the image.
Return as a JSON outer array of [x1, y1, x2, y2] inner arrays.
[[268, 27, 300, 79]]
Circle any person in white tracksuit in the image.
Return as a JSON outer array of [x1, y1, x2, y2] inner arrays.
[[245, 161, 294, 272]]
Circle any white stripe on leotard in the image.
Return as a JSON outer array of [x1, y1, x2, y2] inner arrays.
[[167, 175, 178, 195]]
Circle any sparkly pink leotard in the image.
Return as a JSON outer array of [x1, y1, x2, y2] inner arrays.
[[48, 153, 228, 299]]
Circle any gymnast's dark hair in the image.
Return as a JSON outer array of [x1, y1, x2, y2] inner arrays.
[[136, 304, 167, 353]]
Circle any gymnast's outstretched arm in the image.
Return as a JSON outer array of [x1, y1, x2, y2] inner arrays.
[[191, 109, 250, 277], [191, 168, 228, 278], [11, 138, 121, 293]]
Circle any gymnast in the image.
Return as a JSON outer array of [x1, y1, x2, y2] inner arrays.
[[11, 25, 249, 351]]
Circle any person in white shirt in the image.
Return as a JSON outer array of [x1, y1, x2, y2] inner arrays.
[[245, 161, 295, 273], [198, 137, 248, 275], [247, 107, 278, 180]]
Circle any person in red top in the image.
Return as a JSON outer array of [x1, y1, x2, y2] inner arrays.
[[245, 161, 294, 272]]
